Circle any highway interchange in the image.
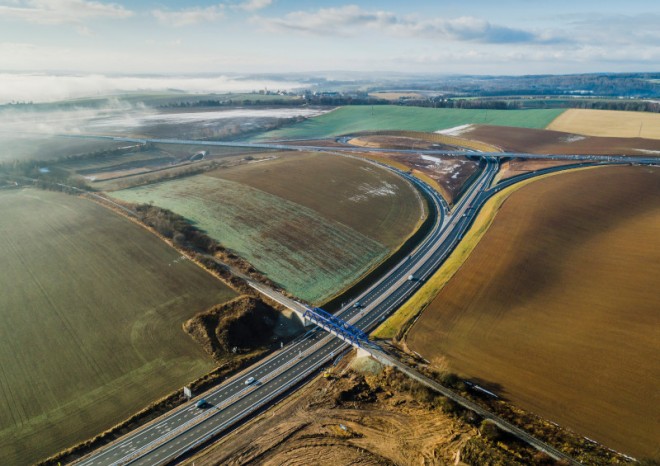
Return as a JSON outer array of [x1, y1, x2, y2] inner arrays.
[[72, 135, 657, 466]]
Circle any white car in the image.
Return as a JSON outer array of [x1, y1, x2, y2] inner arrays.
[[244, 376, 256, 385]]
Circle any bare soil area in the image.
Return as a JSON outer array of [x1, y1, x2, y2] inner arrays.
[[462, 124, 660, 155], [407, 166, 660, 459]]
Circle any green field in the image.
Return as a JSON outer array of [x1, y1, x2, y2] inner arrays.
[[112, 153, 423, 303], [0, 189, 236, 465], [254, 106, 566, 141]]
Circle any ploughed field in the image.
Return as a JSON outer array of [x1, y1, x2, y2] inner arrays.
[[407, 166, 660, 458], [112, 152, 423, 303], [0, 189, 236, 465], [255, 106, 565, 141], [460, 124, 660, 155]]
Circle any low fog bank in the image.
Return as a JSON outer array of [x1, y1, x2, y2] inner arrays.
[[0, 101, 326, 163], [0, 73, 304, 105]]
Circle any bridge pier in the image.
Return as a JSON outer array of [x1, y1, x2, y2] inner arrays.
[[356, 347, 371, 359], [296, 311, 316, 327], [356, 347, 394, 366]]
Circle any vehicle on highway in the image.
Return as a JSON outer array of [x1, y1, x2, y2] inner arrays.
[[353, 301, 362, 308], [408, 274, 415, 281], [244, 376, 256, 385], [196, 399, 208, 409]]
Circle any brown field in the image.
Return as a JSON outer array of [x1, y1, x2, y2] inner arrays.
[[496, 159, 585, 181], [350, 130, 501, 153], [209, 151, 424, 249], [461, 124, 660, 155], [407, 166, 660, 458], [547, 109, 660, 139]]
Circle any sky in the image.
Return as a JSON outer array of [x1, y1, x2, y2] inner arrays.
[[0, 0, 658, 100]]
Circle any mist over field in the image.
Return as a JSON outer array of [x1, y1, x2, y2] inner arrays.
[[0, 73, 304, 104], [0, 99, 325, 163]]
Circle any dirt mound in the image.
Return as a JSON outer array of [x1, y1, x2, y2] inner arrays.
[[462, 124, 660, 155], [183, 296, 279, 362]]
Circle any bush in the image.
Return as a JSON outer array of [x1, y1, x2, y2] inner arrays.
[[480, 420, 502, 442]]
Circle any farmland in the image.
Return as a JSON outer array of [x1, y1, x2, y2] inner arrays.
[[460, 124, 660, 155], [254, 106, 566, 141], [112, 152, 423, 303], [406, 166, 660, 458], [209, 152, 423, 248], [0, 189, 236, 465], [56, 142, 267, 189], [547, 108, 660, 139]]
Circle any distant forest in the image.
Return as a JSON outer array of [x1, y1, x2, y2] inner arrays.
[[159, 73, 660, 113]]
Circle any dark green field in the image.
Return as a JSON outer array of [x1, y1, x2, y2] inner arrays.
[[0, 189, 236, 465]]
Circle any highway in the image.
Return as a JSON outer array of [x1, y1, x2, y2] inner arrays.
[[62, 133, 660, 165], [72, 140, 656, 465]]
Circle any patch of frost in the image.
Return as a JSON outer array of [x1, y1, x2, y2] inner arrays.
[[434, 124, 473, 136], [561, 134, 586, 143], [348, 181, 399, 202]]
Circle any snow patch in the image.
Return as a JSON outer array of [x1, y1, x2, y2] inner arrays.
[[561, 134, 586, 143], [349, 181, 398, 202], [420, 154, 441, 164], [435, 124, 473, 136], [419, 155, 468, 176], [635, 149, 660, 155]]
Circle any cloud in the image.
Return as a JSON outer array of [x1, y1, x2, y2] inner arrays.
[[254, 5, 397, 36], [233, 0, 271, 12], [151, 0, 271, 27], [253, 5, 563, 44], [0, 0, 133, 24], [152, 4, 226, 27]]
